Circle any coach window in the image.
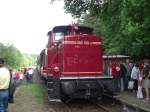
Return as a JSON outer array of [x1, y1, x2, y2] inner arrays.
[[54, 32, 64, 41]]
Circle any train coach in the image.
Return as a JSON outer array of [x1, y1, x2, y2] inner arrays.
[[37, 24, 113, 102]]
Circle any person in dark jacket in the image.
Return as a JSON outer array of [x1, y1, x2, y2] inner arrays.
[[120, 61, 127, 91], [8, 69, 16, 103], [124, 59, 132, 90]]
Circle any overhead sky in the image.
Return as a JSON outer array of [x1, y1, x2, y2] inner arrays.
[[0, 0, 73, 54]]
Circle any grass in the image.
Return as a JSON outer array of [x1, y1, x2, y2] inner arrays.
[[23, 83, 47, 104]]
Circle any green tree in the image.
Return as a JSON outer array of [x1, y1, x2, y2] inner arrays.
[[61, 0, 150, 59], [0, 42, 37, 69]]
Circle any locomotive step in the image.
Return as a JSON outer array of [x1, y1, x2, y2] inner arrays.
[[48, 96, 61, 102]]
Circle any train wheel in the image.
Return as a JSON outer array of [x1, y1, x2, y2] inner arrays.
[[60, 91, 71, 103]]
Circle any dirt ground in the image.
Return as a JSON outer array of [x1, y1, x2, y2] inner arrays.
[[8, 85, 50, 112], [8, 71, 55, 112], [7, 83, 105, 112], [8, 71, 105, 112], [8, 71, 74, 112]]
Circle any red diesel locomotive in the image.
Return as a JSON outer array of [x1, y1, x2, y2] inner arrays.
[[37, 24, 113, 102]]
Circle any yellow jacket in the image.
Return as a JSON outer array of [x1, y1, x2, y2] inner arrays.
[[0, 67, 10, 89]]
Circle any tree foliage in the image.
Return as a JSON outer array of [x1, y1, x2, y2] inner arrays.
[[0, 43, 36, 69], [63, 0, 150, 59]]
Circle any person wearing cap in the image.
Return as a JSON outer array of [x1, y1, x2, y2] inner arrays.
[[0, 58, 10, 112]]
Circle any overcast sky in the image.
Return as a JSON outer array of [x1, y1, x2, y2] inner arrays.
[[0, 0, 73, 54]]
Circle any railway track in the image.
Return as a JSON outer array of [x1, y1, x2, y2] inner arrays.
[[90, 100, 113, 112], [90, 93, 124, 112], [48, 97, 123, 112], [48, 93, 149, 112], [48, 101, 71, 112], [91, 100, 123, 112], [48, 99, 112, 112]]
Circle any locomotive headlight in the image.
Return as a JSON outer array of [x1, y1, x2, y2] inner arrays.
[[53, 66, 60, 72]]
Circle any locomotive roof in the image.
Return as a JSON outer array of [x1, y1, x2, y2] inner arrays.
[[53, 25, 93, 35]]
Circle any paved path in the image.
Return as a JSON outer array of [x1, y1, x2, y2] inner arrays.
[[115, 92, 150, 112]]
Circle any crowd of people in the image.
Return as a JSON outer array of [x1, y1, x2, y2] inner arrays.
[[0, 58, 34, 112], [106, 59, 150, 101], [11, 68, 34, 84]]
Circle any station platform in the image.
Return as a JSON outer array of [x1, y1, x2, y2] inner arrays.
[[114, 91, 150, 112]]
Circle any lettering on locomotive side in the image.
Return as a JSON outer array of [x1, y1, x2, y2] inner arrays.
[[66, 55, 79, 66], [83, 41, 90, 45], [76, 41, 83, 45], [88, 41, 102, 45], [63, 41, 101, 45]]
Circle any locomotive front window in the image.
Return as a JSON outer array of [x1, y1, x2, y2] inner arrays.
[[54, 32, 64, 41]]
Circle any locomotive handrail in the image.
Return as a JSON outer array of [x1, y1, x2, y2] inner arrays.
[[60, 76, 113, 80]]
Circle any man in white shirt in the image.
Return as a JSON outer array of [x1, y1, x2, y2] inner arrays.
[[0, 58, 10, 112]]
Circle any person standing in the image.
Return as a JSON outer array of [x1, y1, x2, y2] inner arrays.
[[27, 68, 34, 83], [120, 61, 127, 92], [131, 63, 140, 91], [8, 69, 16, 103], [124, 59, 132, 90], [143, 60, 150, 101], [0, 58, 10, 112], [111, 60, 121, 93], [19, 73, 24, 82], [14, 71, 20, 84]]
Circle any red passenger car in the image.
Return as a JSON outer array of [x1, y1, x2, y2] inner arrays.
[[37, 25, 113, 102]]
